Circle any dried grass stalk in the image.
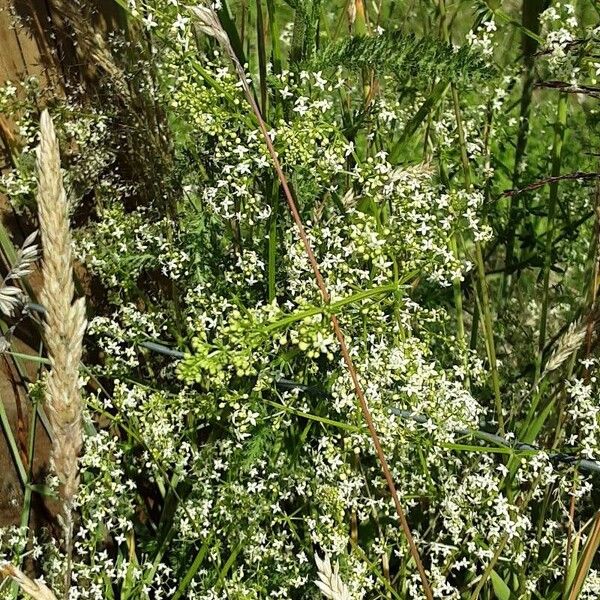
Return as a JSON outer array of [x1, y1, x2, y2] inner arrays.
[[189, 6, 434, 599], [0, 563, 58, 600], [36, 109, 87, 592]]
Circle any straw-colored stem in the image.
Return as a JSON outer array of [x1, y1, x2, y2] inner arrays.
[[188, 7, 434, 599]]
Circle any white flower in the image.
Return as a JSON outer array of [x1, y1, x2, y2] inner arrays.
[[142, 13, 158, 29], [172, 14, 189, 32]]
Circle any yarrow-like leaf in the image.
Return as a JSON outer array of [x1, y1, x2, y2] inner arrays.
[[315, 30, 491, 86]]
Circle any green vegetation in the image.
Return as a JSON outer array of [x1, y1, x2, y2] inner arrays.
[[0, 0, 600, 598]]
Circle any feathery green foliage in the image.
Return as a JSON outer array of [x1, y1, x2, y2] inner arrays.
[[315, 30, 491, 85]]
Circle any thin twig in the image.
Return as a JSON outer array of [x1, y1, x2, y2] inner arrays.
[[502, 172, 600, 197], [535, 80, 600, 98], [188, 6, 433, 599]]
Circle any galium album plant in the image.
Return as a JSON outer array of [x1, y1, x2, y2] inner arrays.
[[0, 0, 600, 599]]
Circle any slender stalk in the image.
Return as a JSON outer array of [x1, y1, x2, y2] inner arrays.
[[503, 0, 546, 297], [450, 78, 503, 434], [535, 92, 569, 381], [439, 0, 502, 432], [189, 8, 434, 599], [440, 159, 469, 384], [0, 371, 27, 484], [563, 478, 579, 599], [450, 237, 468, 371], [267, 178, 278, 302], [584, 166, 600, 379], [523, 92, 568, 436], [265, 0, 282, 74], [256, 0, 268, 114], [10, 377, 40, 600]]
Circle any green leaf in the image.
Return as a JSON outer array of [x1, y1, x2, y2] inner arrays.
[[491, 569, 511, 600], [172, 536, 213, 600], [390, 80, 449, 162], [26, 483, 57, 498], [443, 442, 514, 455], [217, 1, 247, 66], [491, 7, 544, 45], [262, 280, 409, 334], [0, 383, 27, 486]]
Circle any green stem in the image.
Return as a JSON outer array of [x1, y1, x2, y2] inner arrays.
[[0, 378, 27, 486], [10, 429, 36, 600], [265, 0, 282, 75], [450, 236, 468, 372], [451, 85, 504, 434], [520, 92, 569, 442], [267, 179, 278, 302], [535, 92, 568, 383], [439, 0, 500, 429], [256, 0, 268, 115], [503, 0, 546, 298], [441, 156, 469, 384]]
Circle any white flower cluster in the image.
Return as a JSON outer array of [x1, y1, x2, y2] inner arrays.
[[76, 204, 190, 295], [466, 20, 497, 60], [88, 304, 167, 375], [1, 2, 598, 599], [540, 3, 580, 82], [565, 369, 600, 460]]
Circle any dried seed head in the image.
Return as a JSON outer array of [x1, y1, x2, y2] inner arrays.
[[314, 553, 352, 600], [0, 563, 58, 600], [347, 1, 357, 25], [188, 5, 233, 51], [36, 109, 87, 504], [545, 320, 589, 375]]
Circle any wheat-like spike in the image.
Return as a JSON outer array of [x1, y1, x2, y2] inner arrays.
[[36, 110, 86, 593], [314, 553, 352, 600], [188, 5, 234, 49], [0, 563, 58, 600], [50, 0, 130, 99], [544, 320, 588, 375], [37, 109, 86, 503]]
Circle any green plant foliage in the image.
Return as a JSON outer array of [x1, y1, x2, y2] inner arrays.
[[315, 30, 491, 85], [0, 1, 600, 599]]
